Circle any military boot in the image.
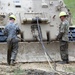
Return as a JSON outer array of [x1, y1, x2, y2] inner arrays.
[[11, 60, 15, 66], [57, 59, 69, 64]]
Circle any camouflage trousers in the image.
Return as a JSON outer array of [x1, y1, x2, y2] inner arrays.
[[60, 41, 69, 62], [7, 38, 18, 64]]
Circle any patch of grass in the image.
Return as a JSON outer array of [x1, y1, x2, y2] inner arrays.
[[64, 0, 75, 24], [14, 68, 25, 75], [64, 66, 75, 73]]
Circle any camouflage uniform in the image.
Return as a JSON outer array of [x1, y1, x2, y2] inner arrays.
[[4, 21, 20, 65], [57, 19, 69, 63]]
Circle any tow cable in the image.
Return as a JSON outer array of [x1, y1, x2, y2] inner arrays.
[[36, 17, 62, 75], [18, 17, 62, 75]]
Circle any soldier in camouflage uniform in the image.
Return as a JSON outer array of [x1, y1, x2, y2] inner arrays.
[[4, 15, 21, 65], [56, 11, 69, 64]]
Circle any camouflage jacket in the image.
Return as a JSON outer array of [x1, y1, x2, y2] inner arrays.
[[4, 21, 21, 41], [59, 19, 69, 41]]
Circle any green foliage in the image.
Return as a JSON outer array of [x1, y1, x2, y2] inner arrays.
[[14, 68, 25, 75], [64, 0, 75, 24], [64, 66, 75, 73]]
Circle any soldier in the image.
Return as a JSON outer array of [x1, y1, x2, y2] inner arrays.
[[4, 15, 21, 65], [56, 11, 69, 64]]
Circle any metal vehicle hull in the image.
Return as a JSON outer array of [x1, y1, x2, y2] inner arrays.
[[0, 42, 75, 63]]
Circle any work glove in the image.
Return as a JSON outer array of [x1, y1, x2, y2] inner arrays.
[[56, 32, 64, 40]]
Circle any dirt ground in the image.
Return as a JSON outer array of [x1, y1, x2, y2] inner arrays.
[[0, 62, 75, 75]]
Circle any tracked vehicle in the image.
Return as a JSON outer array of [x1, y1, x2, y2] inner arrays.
[[0, 0, 75, 63]]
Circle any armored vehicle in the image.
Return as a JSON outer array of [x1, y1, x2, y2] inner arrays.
[[0, 0, 75, 63]]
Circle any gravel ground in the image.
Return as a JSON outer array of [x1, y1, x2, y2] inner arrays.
[[0, 62, 75, 75]]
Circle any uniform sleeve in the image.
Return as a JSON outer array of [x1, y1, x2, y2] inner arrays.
[[56, 23, 66, 40], [4, 26, 8, 36], [16, 25, 21, 34], [60, 23, 66, 33]]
